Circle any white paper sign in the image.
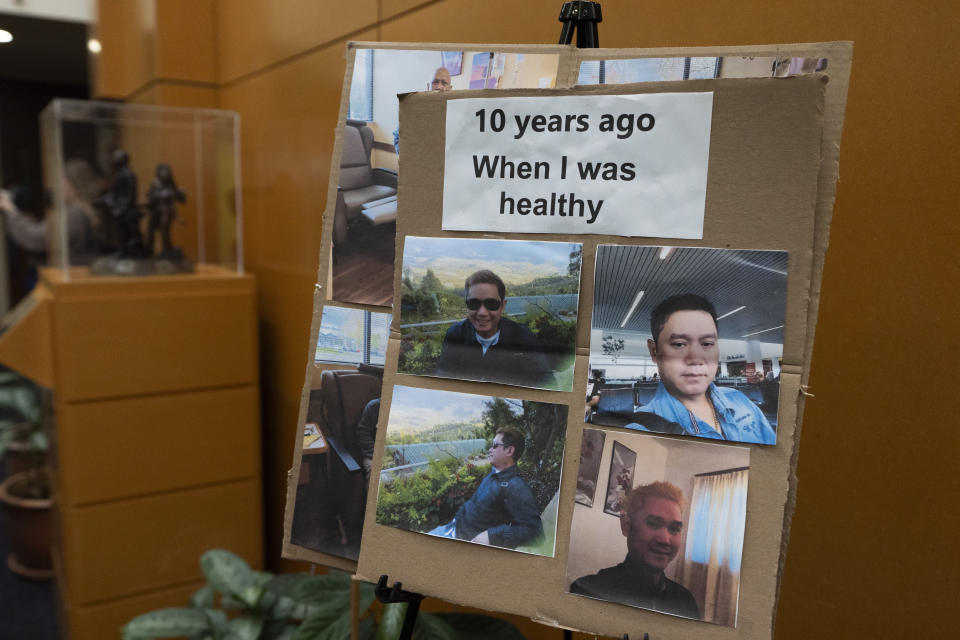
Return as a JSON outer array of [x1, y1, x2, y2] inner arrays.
[[442, 93, 713, 238]]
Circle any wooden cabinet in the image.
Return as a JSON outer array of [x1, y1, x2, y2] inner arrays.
[[0, 266, 262, 640]]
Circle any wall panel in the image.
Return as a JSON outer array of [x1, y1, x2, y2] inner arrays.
[[95, 0, 156, 98], [215, 0, 378, 83], [130, 84, 218, 108], [380, 0, 558, 44], [155, 0, 217, 83], [382, 0, 437, 21]]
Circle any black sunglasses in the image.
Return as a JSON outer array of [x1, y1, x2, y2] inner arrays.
[[466, 297, 502, 311]]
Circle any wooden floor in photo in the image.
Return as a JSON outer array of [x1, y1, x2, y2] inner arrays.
[[331, 224, 395, 307]]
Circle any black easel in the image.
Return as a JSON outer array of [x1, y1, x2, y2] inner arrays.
[[558, 1, 602, 47], [375, 576, 425, 640]]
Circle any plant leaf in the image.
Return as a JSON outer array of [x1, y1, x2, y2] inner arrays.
[[433, 613, 527, 640], [411, 612, 457, 640], [356, 581, 376, 611], [269, 594, 301, 620], [227, 616, 264, 640], [221, 593, 247, 610], [201, 550, 256, 600], [122, 608, 209, 640], [239, 586, 265, 610], [293, 609, 349, 640], [201, 608, 229, 636], [315, 613, 352, 640], [191, 585, 216, 609], [291, 576, 376, 640], [355, 581, 376, 618], [357, 616, 377, 640], [253, 570, 275, 588], [270, 625, 300, 640], [374, 602, 408, 640], [280, 572, 356, 622], [284, 572, 352, 604]]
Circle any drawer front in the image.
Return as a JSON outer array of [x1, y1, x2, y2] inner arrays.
[[53, 290, 257, 401], [56, 385, 260, 506], [61, 479, 262, 606], [67, 580, 203, 640]]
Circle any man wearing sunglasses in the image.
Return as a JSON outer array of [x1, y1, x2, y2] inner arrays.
[[435, 270, 552, 388], [428, 427, 542, 549]]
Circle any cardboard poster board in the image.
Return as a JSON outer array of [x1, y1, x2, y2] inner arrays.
[[285, 41, 851, 639]]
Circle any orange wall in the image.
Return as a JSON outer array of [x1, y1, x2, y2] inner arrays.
[[93, 1, 959, 638]]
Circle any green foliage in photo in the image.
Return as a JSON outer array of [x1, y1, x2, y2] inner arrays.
[[376, 398, 567, 535], [376, 457, 490, 532]]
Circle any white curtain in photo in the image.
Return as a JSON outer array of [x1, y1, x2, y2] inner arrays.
[[681, 468, 749, 626]]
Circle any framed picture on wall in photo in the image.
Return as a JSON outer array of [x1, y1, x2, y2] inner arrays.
[[441, 50, 463, 75], [469, 52, 491, 89], [603, 441, 636, 516], [575, 428, 606, 507]]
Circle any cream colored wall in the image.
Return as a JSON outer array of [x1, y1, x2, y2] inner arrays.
[[501, 52, 560, 88], [93, 2, 960, 638]]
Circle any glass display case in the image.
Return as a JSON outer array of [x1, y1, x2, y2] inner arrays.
[[40, 99, 242, 277]]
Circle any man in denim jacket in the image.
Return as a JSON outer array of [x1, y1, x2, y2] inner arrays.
[[429, 427, 542, 549], [626, 294, 776, 445]]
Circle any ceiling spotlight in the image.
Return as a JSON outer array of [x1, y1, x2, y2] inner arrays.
[[87, 39, 102, 54], [0, 29, 13, 44], [658, 246, 674, 260]]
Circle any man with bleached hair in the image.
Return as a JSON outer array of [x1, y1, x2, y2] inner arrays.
[[570, 481, 701, 620]]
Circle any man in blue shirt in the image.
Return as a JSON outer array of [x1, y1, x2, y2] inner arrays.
[[428, 427, 542, 549], [625, 294, 776, 445]]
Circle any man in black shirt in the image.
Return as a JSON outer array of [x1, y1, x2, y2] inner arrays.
[[356, 397, 380, 487], [435, 270, 552, 388], [569, 481, 701, 620]]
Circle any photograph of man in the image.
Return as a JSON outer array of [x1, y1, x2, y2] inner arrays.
[[570, 481, 700, 620], [289, 305, 388, 561], [630, 294, 776, 444], [435, 270, 552, 389], [376, 386, 567, 556], [566, 429, 750, 626], [588, 245, 786, 445], [429, 427, 542, 548], [331, 48, 561, 306], [399, 237, 581, 391], [392, 67, 452, 151]]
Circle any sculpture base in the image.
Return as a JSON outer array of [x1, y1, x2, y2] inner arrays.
[[90, 251, 194, 276]]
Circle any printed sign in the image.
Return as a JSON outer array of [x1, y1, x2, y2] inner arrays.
[[442, 93, 713, 238]]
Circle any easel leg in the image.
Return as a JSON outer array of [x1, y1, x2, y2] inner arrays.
[[351, 579, 360, 640]]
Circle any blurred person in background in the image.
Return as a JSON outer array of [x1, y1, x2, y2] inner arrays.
[[0, 158, 106, 267]]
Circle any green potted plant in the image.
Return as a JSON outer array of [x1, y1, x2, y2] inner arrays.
[[0, 369, 46, 477], [124, 549, 526, 640], [0, 369, 53, 579]]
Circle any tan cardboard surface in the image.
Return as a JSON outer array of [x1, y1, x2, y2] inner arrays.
[[354, 75, 825, 639], [283, 41, 573, 571], [284, 42, 852, 639]]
